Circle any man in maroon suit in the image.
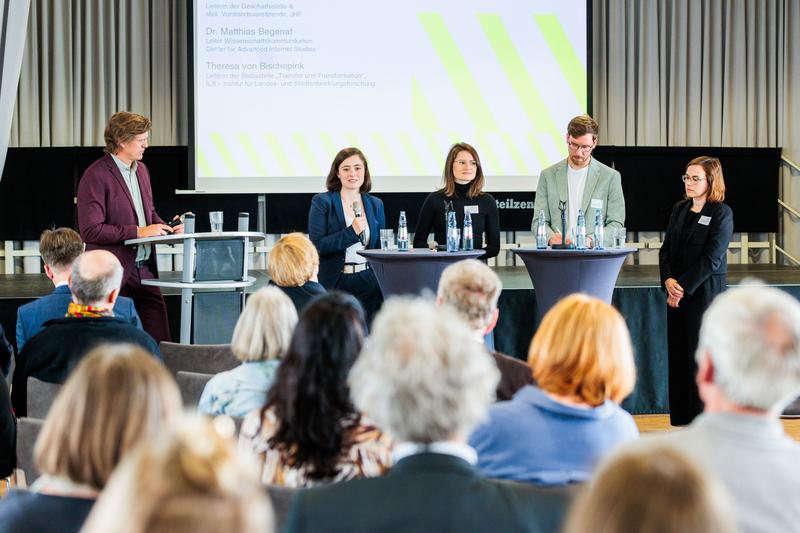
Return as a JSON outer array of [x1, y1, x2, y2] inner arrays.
[[77, 111, 183, 343]]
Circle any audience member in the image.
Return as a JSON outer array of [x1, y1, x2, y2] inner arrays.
[[82, 415, 273, 533], [470, 294, 638, 484], [15, 227, 142, 353], [199, 286, 298, 416], [651, 282, 800, 533], [0, 375, 14, 478], [287, 298, 573, 533], [268, 232, 327, 313], [564, 442, 736, 533], [11, 250, 160, 416], [0, 324, 12, 377], [437, 259, 534, 400], [239, 292, 391, 487], [0, 345, 182, 533]]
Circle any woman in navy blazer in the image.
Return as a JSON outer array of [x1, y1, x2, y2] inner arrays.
[[659, 156, 733, 426], [308, 147, 385, 322]]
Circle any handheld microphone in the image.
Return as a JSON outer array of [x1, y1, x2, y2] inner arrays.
[[352, 202, 367, 246]]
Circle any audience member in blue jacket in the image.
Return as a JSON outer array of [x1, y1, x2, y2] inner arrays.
[[308, 147, 384, 323], [470, 294, 639, 485], [16, 227, 142, 352]]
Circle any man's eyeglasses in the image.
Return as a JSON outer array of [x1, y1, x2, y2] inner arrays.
[[455, 159, 479, 168], [567, 141, 594, 152], [681, 175, 706, 184]]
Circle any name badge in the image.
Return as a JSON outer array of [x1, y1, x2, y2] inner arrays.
[[699, 215, 711, 226], [464, 205, 479, 215], [590, 198, 603, 209]]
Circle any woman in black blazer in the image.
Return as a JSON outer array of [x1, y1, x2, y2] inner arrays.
[[308, 147, 385, 323], [659, 156, 733, 426]]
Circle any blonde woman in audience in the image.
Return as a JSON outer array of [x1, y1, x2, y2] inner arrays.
[[469, 294, 638, 484], [198, 286, 297, 416], [0, 344, 181, 533], [82, 415, 273, 533], [268, 232, 327, 313], [239, 291, 392, 488], [565, 442, 736, 533]]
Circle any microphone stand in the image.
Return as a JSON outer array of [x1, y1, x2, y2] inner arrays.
[[552, 200, 575, 250]]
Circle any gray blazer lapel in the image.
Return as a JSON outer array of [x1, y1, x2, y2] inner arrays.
[[581, 159, 601, 213]]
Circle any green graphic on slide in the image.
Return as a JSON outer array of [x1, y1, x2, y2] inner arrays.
[[292, 133, 323, 176], [411, 77, 444, 161], [502, 132, 530, 175], [265, 133, 294, 176], [418, 13, 498, 132], [196, 148, 212, 177], [319, 133, 338, 160], [476, 13, 564, 161], [535, 14, 586, 109], [211, 133, 241, 176], [399, 132, 427, 175], [237, 133, 268, 176], [372, 133, 401, 175]]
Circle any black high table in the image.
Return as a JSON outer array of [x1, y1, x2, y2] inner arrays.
[[512, 247, 636, 320], [358, 249, 484, 297]]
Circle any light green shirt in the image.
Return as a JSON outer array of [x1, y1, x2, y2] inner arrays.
[[110, 154, 150, 261]]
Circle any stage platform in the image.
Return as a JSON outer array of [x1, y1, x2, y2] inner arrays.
[[1, 264, 799, 414]]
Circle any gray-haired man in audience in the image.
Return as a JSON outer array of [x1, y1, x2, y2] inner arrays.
[[286, 297, 571, 533], [11, 250, 160, 416], [437, 259, 534, 401], [653, 282, 800, 533]]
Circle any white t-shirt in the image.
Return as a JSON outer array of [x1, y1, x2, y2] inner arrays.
[[567, 164, 589, 236], [343, 209, 368, 264]]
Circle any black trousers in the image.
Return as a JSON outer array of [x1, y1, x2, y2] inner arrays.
[[121, 263, 171, 344], [334, 268, 383, 326], [666, 275, 726, 426]]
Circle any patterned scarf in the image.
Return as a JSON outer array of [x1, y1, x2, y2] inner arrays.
[[66, 302, 113, 318]]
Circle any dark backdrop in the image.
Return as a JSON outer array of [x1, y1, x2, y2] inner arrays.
[[0, 145, 779, 240]]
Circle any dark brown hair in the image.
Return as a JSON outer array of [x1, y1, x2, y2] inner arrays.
[[442, 142, 484, 199], [567, 114, 599, 139], [104, 111, 151, 154], [325, 147, 372, 193], [39, 227, 83, 269], [686, 156, 726, 203]]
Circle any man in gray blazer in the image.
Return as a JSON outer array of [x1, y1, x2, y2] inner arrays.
[[650, 283, 800, 533], [532, 114, 625, 248]]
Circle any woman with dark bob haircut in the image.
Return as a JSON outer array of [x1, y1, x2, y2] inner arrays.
[[239, 291, 392, 487], [413, 142, 500, 259], [308, 147, 385, 323]]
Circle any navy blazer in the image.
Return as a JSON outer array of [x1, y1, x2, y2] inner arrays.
[[308, 191, 385, 288], [15, 285, 143, 352], [659, 199, 733, 296]]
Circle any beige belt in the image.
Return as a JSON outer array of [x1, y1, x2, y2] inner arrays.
[[342, 263, 370, 274]]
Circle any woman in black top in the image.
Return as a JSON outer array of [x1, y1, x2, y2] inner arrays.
[[413, 142, 500, 259], [659, 156, 733, 426]]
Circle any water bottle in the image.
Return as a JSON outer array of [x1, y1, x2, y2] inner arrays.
[[397, 211, 409, 251], [536, 210, 547, 249], [594, 209, 604, 250], [446, 210, 459, 252], [462, 213, 473, 251], [576, 209, 587, 250]]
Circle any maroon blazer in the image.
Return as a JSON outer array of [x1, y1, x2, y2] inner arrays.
[[77, 153, 165, 286]]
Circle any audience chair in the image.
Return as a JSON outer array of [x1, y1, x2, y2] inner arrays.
[[266, 485, 299, 533], [782, 396, 800, 418], [160, 342, 238, 376], [26, 377, 62, 419], [175, 370, 214, 407], [15, 417, 44, 487]]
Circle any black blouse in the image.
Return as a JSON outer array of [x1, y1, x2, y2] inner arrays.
[[412, 183, 500, 259]]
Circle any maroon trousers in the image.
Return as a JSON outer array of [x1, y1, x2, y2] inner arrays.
[[120, 263, 171, 344]]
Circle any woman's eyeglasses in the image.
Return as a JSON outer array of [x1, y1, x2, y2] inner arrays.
[[681, 175, 706, 184]]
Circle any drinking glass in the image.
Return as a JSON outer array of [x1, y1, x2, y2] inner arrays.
[[209, 211, 224, 232], [614, 227, 627, 248], [380, 229, 395, 250]]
